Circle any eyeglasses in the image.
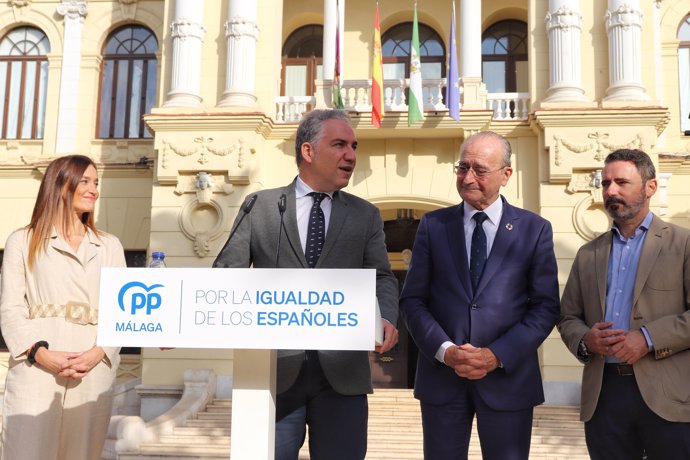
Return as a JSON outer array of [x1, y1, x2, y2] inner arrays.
[[453, 162, 507, 178]]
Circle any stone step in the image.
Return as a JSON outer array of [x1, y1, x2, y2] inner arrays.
[[122, 388, 587, 459]]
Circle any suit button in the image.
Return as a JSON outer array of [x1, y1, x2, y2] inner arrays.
[[470, 304, 478, 310]]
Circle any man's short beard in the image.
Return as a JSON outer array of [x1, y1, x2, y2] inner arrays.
[[605, 192, 646, 222]]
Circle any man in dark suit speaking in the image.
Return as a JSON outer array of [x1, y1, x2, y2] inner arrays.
[[213, 109, 399, 460], [400, 131, 560, 460]]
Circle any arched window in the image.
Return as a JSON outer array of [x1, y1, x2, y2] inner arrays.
[[381, 22, 445, 81], [282, 25, 323, 97], [0, 26, 50, 139], [98, 25, 158, 139], [679, 15, 690, 134], [482, 20, 528, 93]]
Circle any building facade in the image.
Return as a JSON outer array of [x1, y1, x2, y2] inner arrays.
[[1, 0, 689, 427]]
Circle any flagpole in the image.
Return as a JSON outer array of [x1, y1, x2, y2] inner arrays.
[[372, 0, 384, 127], [408, 0, 425, 126]]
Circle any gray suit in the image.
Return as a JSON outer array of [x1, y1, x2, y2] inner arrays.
[[213, 179, 398, 395]]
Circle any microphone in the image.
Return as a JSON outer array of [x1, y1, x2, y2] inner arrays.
[[275, 194, 287, 267], [213, 194, 257, 267]]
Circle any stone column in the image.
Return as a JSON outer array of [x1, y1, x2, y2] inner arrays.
[[162, 0, 205, 108], [543, 0, 589, 102], [459, 0, 486, 109], [603, 0, 648, 102], [55, 0, 87, 154], [217, 0, 260, 107]]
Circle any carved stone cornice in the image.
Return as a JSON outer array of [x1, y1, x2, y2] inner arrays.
[[532, 108, 669, 133], [532, 108, 670, 182]]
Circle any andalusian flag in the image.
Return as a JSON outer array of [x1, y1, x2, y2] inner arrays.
[[333, 0, 344, 109], [446, 1, 460, 121], [408, 3, 424, 125], [372, 2, 384, 127]]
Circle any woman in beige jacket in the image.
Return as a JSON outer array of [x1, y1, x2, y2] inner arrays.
[[0, 155, 125, 460]]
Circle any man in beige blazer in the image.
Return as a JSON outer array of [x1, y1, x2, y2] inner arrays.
[[559, 148, 690, 460]]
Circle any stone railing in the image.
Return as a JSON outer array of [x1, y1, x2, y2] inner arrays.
[[275, 95, 315, 123], [486, 92, 530, 120], [275, 79, 530, 123]]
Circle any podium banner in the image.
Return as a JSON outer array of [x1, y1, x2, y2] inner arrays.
[[97, 268, 378, 350]]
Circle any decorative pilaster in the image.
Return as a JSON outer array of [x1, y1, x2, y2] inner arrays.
[[603, 0, 648, 102], [55, 0, 87, 154], [217, 0, 260, 108], [459, 0, 486, 110], [162, 0, 205, 108], [543, 0, 589, 102]]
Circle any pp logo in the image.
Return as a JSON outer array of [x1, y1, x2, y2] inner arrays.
[[118, 281, 164, 315]]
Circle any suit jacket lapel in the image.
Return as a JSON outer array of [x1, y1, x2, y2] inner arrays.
[[446, 204, 472, 296], [317, 190, 347, 266], [475, 199, 517, 295], [632, 216, 665, 315], [595, 231, 612, 318], [283, 182, 307, 268]]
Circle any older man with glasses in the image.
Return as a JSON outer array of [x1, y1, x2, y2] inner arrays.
[[400, 131, 560, 460]]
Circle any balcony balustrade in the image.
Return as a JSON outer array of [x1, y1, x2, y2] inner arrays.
[[274, 78, 530, 123]]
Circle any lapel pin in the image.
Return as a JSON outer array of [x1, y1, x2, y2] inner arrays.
[[505, 223, 513, 231]]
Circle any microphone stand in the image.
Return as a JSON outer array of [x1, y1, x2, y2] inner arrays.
[[212, 194, 257, 267], [276, 194, 287, 267]]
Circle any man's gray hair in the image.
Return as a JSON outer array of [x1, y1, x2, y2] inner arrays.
[[460, 131, 512, 167], [295, 110, 352, 166]]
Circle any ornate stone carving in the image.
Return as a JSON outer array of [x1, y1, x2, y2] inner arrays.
[[161, 136, 250, 169], [172, 172, 234, 198], [56, 0, 87, 20], [178, 198, 225, 258], [605, 3, 644, 30], [171, 18, 206, 41], [552, 132, 644, 165], [545, 6, 582, 33], [10, 0, 31, 7], [225, 18, 260, 40], [118, 0, 138, 19]]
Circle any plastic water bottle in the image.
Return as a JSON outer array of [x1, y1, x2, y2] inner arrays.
[[150, 251, 167, 268]]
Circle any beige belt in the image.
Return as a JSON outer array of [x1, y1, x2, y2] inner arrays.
[[28, 302, 98, 325]]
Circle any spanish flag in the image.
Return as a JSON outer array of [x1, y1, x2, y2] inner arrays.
[[372, 2, 384, 128]]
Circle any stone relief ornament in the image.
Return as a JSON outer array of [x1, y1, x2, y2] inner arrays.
[[545, 6, 582, 33], [225, 18, 260, 40], [118, 0, 138, 19], [161, 136, 249, 169], [56, 0, 87, 19], [171, 18, 206, 41], [172, 172, 234, 198], [178, 198, 225, 258], [10, 0, 31, 7], [552, 132, 644, 165], [567, 171, 609, 241]]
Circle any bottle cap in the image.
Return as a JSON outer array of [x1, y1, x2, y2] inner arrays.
[[152, 251, 165, 259]]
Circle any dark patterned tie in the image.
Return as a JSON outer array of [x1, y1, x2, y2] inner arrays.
[[470, 212, 488, 291], [305, 192, 327, 268]]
